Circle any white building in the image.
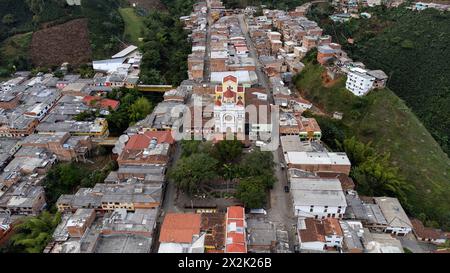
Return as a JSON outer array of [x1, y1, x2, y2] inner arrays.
[[374, 197, 413, 236], [290, 177, 347, 219], [345, 67, 375, 96], [213, 75, 246, 134], [297, 217, 343, 252]]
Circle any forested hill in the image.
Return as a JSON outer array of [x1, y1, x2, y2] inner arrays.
[[0, 0, 124, 74], [310, 5, 450, 155], [223, 0, 308, 9]]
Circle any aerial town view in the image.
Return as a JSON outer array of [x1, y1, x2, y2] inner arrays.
[[0, 0, 449, 263]]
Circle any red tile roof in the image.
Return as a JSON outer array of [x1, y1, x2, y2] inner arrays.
[[83, 96, 120, 110], [411, 218, 445, 240], [223, 75, 237, 83], [227, 206, 244, 219], [159, 213, 201, 243], [225, 206, 247, 253], [125, 131, 175, 150]]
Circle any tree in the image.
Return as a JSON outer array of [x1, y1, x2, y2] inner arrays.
[[9, 211, 61, 253], [43, 163, 84, 206], [129, 97, 153, 123], [52, 70, 64, 79], [236, 177, 266, 209], [211, 140, 243, 163], [2, 14, 16, 25], [168, 153, 218, 195], [240, 149, 274, 176]]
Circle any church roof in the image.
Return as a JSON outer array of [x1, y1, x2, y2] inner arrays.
[[223, 75, 237, 83]]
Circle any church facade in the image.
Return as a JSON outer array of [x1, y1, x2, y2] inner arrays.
[[214, 75, 246, 135]]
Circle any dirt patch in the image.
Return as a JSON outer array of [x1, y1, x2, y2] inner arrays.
[[322, 71, 339, 87], [30, 18, 92, 67]]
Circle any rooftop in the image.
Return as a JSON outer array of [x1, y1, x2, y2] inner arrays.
[[159, 213, 201, 243]]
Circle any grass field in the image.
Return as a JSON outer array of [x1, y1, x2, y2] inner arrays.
[[1, 32, 33, 60], [119, 7, 146, 44], [295, 62, 450, 228]]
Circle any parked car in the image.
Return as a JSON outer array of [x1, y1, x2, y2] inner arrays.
[[280, 162, 285, 169], [284, 185, 289, 193]]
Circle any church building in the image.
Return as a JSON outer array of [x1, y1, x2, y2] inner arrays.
[[214, 75, 246, 135]]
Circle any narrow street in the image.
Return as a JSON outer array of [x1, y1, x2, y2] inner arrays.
[[160, 143, 182, 218], [238, 13, 297, 250], [203, 0, 213, 82]]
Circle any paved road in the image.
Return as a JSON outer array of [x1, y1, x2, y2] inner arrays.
[[203, 0, 213, 83], [160, 143, 182, 219], [399, 233, 437, 253], [238, 13, 297, 251], [237, 14, 270, 96]]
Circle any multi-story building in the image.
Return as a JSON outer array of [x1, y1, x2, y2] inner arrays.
[[345, 67, 375, 96], [289, 177, 347, 219], [297, 217, 343, 252]]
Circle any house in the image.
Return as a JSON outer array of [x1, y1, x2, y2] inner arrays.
[[66, 208, 96, 238], [345, 67, 375, 96], [285, 152, 351, 175], [82, 96, 120, 111], [247, 218, 276, 253], [117, 130, 175, 170], [339, 220, 365, 253], [56, 183, 162, 212], [225, 206, 247, 253], [317, 45, 335, 65], [411, 218, 446, 245], [289, 176, 347, 219], [297, 117, 321, 141], [297, 217, 343, 252], [362, 229, 404, 253], [374, 197, 413, 236], [201, 213, 226, 253], [158, 213, 204, 253], [367, 70, 388, 89]]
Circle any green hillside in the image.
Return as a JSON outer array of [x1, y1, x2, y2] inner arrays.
[[0, 0, 124, 73], [312, 5, 450, 156], [295, 59, 450, 229], [119, 7, 146, 44]]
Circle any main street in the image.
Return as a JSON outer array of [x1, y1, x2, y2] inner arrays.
[[203, 0, 213, 82], [238, 13, 297, 250]]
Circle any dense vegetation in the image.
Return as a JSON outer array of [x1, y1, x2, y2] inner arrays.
[[0, 0, 124, 75], [310, 5, 450, 156], [105, 87, 159, 136], [139, 0, 194, 85], [295, 55, 450, 229], [223, 0, 307, 10], [169, 140, 275, 207], [43, 157, 117, 208], [0, 211, 61, 253]]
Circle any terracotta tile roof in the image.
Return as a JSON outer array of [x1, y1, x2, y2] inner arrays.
[[299, 218, 343, 243], [300, 218, 326, 243], [223, 75, 237, 83], [125, 131, 175, 150], [159, 213, 201, 243], [227, 206, 244, 219], [411, 218, 444, 240], [225, 206, 247, 253], [83, 95, 120, 110]]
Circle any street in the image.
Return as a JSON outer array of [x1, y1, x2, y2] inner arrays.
[[238, 13, 297, 250]]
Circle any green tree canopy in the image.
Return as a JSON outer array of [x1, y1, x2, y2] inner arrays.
[[9, 211, 61, 253], [236, 177, 267, 209], [211, 140, 243, 164], [169, 153, 219, 195]]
